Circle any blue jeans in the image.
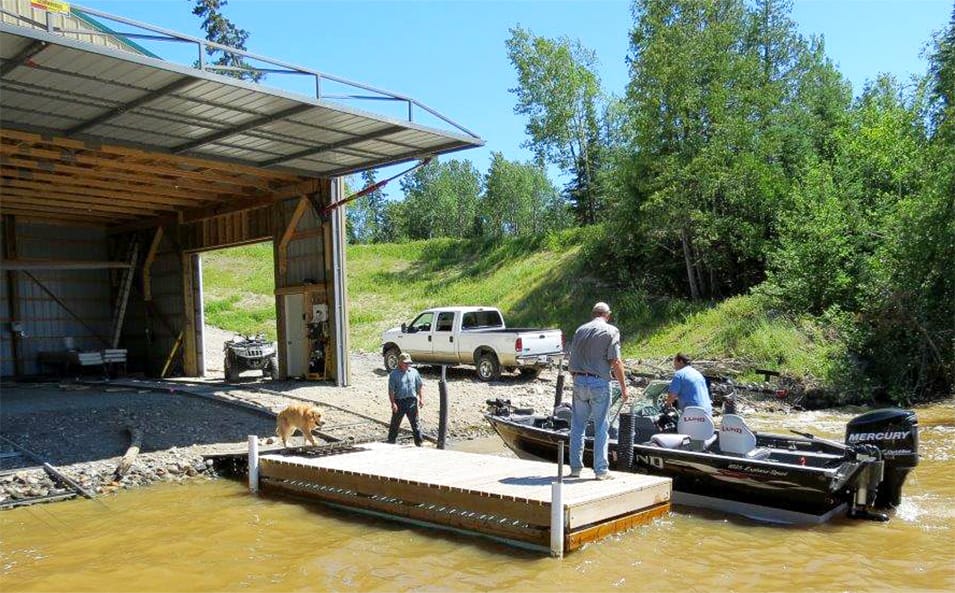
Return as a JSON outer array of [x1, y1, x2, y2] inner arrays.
[[570, 376, 612, 475], [387, 398, 422, 446]]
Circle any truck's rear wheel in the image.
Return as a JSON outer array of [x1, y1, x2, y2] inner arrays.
[[383, 346, 400, 372], [476, 352, 501, 381]]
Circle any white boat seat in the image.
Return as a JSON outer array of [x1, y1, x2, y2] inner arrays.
[[650, 434, 690, 448], [650, 406, 717, 451], [678, 406, 717, 451], [719, 414, 771, 458]]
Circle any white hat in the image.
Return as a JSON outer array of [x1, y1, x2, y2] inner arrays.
[[592, 302, 611, 315]]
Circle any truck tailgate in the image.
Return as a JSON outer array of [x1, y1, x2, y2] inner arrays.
[[514, 329, 562, 358]]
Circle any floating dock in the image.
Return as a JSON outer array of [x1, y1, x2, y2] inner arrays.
[[210, 442, 671, 554]]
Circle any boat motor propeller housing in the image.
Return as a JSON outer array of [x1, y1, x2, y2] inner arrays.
[[845, 408, 919, 508]]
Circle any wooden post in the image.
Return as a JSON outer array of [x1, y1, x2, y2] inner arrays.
[[3, 215, 23, 377], [248, 435, 259, 493]]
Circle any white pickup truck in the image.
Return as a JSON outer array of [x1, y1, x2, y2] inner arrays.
[[381, 306, 563, 381]]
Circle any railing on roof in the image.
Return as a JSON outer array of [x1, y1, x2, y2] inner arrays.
[[0, 2, 480, 140]]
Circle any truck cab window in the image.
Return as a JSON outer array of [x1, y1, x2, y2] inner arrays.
[[462, 310, 503, 329], [408, 312, 434, 333], [436, 312, 454, 332]]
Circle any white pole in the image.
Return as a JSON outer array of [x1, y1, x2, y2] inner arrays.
[[551, 480, 564, 558], [551, 439, 565, 558], [248, 435, 259, 493]]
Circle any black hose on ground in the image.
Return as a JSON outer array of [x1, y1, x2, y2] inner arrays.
[[554, 372, 565, 410], [437, 365, 449, 449]]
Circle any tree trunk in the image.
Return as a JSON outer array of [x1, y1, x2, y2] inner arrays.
[[681, 226, 700, 300]]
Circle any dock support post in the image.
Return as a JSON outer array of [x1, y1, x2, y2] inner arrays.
[[551, 440, 565, 558], [438, 365, 449, 449], [554, 355, 565, 410], [248, 435, 259, 493]]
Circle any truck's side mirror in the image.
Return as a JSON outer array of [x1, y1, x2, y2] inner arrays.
[[401, 322, 408, 333]]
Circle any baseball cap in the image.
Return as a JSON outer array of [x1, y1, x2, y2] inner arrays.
[[399, 352, 413, 364], [592, 302, 611, 315]]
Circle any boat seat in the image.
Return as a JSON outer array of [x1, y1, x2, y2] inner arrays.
[[650, 406, 717, 451], [650, 434, 690, 448], [719, 414, 771, 459]]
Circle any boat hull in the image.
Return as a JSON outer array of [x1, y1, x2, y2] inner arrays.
[[487, 414, 862, 524]]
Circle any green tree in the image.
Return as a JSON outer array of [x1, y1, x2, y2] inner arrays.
[[192, 0, 263, 82], [397, 159, 482, 240], [482, 152, 570, 237], [506, 26, 604, 224], [345, 170, 387, 244], [855, 9, 954, 400]]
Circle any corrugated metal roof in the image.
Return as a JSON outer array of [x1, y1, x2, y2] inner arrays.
[[0, 7, 483, 226], [0, 23, 483, 177]]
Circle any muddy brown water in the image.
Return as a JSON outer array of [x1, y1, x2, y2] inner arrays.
[[1, 402, 952, 592]]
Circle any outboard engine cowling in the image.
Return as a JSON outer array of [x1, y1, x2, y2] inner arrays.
[[845, 408, 919, 508]]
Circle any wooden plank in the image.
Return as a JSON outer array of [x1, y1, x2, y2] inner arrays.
[[0, 189, 168, 216], [0, 129, 302, 182], [278, 197, 309, 277], [261, 478, 550, 548], [567, 483, 671, 529], [0, 167, 226, 203], [259, 459, 553, 526], [0, 151, 270, 196], [0, 143, 277, 193], [0, 258, 132, 270], [566, 502, 670, 552]]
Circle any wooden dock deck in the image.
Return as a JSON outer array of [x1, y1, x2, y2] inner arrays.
[[218, 442, 671, 554]]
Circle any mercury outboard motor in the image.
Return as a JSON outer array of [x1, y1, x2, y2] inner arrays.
[[845, 408, 919, 508]]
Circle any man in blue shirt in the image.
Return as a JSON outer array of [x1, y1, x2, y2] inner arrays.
[[386, 352, 424, 446], [665, 353, 712, 415]]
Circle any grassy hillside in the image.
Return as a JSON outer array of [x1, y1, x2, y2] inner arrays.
[[201, 228, 847, 383]]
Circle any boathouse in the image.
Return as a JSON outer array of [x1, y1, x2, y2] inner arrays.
[[0, 1, 483, 384]]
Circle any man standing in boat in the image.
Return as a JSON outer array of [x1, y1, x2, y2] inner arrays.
[[567, 302, 629, 480], [665, 353, 712, 415]]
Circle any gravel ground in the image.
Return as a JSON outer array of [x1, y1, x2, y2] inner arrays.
[[0, 328, 565, 507], [0, 327, 783, 507]]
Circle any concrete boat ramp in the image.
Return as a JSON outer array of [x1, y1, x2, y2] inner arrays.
[[206, 441, 671, 555]]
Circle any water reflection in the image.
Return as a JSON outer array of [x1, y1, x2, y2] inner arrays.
[[1, 402, 953, 592]]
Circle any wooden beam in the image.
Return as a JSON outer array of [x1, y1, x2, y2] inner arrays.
[[277, 197, 309, 278], [0, 202, 129, 221], [0, 128, 302, 181], [0, 258, 132, 270], [0, 142, 279, 193], [0, 190, 170, 216], [0, 151, 267, 197], [0, 171, 229, 204], [142, 227, 164, 301], [0, 208, 111, 226], [181, 253, 198, 376], [3, 215, 24, 376]]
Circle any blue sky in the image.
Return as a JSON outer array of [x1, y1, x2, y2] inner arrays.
[[76, 0, 952, 194]]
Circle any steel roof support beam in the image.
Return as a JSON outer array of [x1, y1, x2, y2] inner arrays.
[[259, 125, 404, 167], [0, 39, 47, 77], [171, 104, 315, 154], [65, 77, 196, 137]]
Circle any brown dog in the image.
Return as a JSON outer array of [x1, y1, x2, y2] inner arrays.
[[275, 403, 324, 447]]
